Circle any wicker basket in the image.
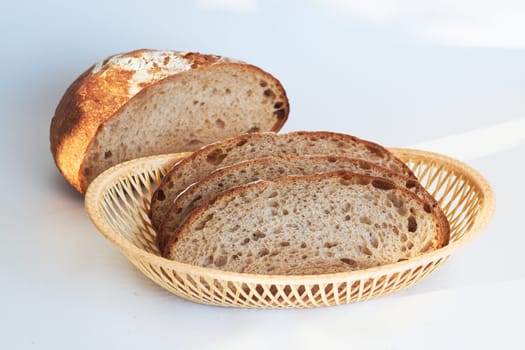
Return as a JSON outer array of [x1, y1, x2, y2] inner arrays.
[[84, 149, 495, 308]]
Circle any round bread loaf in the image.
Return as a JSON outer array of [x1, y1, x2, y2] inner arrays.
[[50, 49, 289, 193]]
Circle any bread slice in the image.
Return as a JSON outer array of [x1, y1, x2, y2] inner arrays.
[[157, 155, 441, 251], [50, 49, 289, 193], [150, 131, 415, 231], [163, 171, 449, 274]]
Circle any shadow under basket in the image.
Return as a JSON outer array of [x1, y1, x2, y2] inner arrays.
[[85, 148, 495, 308]]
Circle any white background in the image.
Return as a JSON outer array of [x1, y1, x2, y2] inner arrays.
[[1, 1, 524, 349]]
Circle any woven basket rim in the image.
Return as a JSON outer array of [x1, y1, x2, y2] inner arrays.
[[84, 149, 495, 284]]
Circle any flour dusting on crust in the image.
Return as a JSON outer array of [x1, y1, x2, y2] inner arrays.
[[91, 50, 192, 96]]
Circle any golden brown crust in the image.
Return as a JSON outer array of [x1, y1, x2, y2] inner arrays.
[[50, 49, 289, 193], [50, 67, 94, 191], [163, 171, 449, 258]]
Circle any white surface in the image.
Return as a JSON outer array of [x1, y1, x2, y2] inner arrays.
[[1, 1, 524, 349]]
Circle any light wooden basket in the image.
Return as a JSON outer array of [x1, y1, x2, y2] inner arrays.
[[85, 149, 495, 308]]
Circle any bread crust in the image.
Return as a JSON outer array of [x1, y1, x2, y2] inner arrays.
[[50, 49, 289, 192], [163, 171, 450, 260]]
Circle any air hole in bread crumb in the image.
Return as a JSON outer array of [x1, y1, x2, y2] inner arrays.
[[342, 203, 352, 213], [236, 139, 248, 147], [274, 101, 283, 109], [206, 149, 227, 165], [360, 245, 372, 256], [214, 255, 227, 267], [247, 126, 260, 133], [340, 258, 357, 267], [280, 241, 290, 247], [282, 209, 289, 215], [156, 190, 166, 201], [408, 216, 418, 232], [263, 89, 276, 99], [359, 216, 372, 225], [365, 144, 385, 158], [176, 207, 183, 214], [225, 88, 231, 94], [387, 193, 403, 208], [268, 191, 278, 198], [400, 233, 408, 242], [104, 151, 112, 159], [407, 242, 414, 249], [344, 215, 351, 221], [300, 242, 307, 248], [324, 242, 338, 248], [252, 231, 266, 241], [423, 203, 432, 213], [215, 118, 225, 129], [397, 206, 408, 216], [240, 238, 250, 245], [258, 248, 270, 257], [259, 80, 268, 87], [302, 255, 307, 259], [372, 179, 395, 191]]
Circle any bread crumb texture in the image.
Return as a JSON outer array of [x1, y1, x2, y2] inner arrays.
[[166, 172, 445, 275]]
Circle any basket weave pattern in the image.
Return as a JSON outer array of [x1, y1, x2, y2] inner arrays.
[[85, 149, 495, 308]]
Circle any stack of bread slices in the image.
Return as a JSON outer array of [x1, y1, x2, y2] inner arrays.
[[150, 131, 449, 275], [50, 49, 449, 275]]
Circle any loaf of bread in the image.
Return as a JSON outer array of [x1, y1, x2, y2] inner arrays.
[[50, 49, 289, 193], [163, 171, 449, 274], [157, 155, 443, 252], [150, 131, 415, 231]]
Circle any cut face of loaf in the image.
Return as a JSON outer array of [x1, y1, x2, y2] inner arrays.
[[150, 131, 415, 230], [50, 49, 288, 193], [157, 155, 443, 252], [164, 171, 449, 275]]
